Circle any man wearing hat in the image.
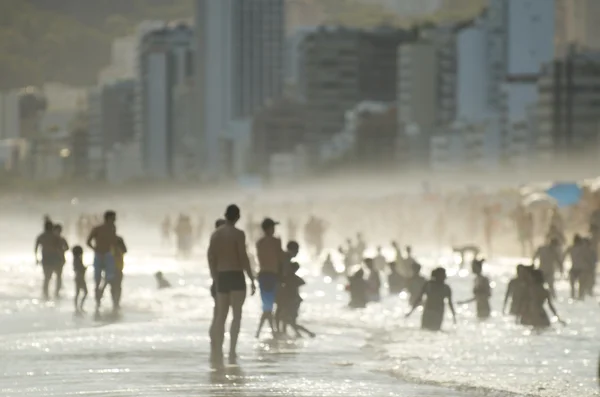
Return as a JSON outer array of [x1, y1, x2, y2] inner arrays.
[[255, 217, 286, 338]]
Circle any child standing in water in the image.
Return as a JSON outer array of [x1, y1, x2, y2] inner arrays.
[[72, 246, 87, 313], [406, 267, 456, 331], [278, 250, 316, 338], [458, 259, 491, 320]]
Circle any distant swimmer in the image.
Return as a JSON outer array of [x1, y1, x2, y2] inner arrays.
[[457, 259, 491, 320], [406, 267, 456, 331], [207, 204, 256, 366], [255, 217, 286, 339], [87, 210, 118, 314], [34, 220, 62, 300], [155, 272, 172, 289], [72, 245, 88, 313]]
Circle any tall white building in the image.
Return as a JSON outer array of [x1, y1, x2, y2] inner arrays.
[[139, 24, 194, 179], [195, 0, 285, 179], [456, 20, 488, 123], [506, 0, 556, 78]]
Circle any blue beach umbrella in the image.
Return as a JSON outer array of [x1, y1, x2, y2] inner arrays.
[[545, 182, 582, 207]]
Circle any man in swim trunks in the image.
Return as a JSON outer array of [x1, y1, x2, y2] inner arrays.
[[255, 217, 286, 339], [86, 210, 118, 314], [207, 205, 255, 366]]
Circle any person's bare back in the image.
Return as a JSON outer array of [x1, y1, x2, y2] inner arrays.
[[207, 224, 250, 274], [88, 223, 116, 254]]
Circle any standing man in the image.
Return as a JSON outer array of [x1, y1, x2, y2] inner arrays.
[[35, 220, 61, 300], [87, 210, 118, 314], [255, 218, 286, 339], [207, 205, 256, 366]]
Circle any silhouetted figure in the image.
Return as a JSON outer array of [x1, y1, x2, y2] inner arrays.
[[503, 264, 527, 319], [365, 258, 381, 303], [564, 234, 594, 300], [532, 238, 562, 298], [87, 211, 118, 315], [407, 262, 426, 307], [407, 267, 456, 331], [34, 220, 61, 300], [207, 204, 256, 366], [72, 245, 88, 313], [155, 272, 172, 289], [278, 243, 315, 338], [347, 269, 367, 309], [175, 214, 193, 258], [111, 236, 127, 310], [255, 218, 285, 339], [53, 223, 69, 298], [523, 269, 565, 329], [458, 259, 491, 320], [322, 253, 337, 278]]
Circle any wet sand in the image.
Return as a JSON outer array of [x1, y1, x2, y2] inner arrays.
[[0, 308, 475, 397]]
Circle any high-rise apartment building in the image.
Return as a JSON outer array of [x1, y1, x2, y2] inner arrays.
[[139, 24, 194, 179], [537, 52, 600, 155], [195, 0, 285, 178], [556, 0, 600, 57], [299, 27, 414, 147]]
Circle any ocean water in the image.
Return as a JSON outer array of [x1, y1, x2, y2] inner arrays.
[[0, 214, 598, 397]]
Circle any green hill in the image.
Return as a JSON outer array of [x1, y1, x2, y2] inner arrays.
[[0, 0, 483, 90], [0, 0, 194, 90]]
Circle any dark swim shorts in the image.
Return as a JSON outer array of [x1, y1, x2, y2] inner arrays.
[[216, 271, 246, 294]]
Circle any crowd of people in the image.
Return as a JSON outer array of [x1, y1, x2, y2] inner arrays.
[[207, 204, 316, 367], [30, 181, 600, 370], [34, 211, 127, 317]]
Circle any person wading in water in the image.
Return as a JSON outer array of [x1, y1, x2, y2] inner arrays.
[[34, 220, 62, 300], [255, 217, 286, 339], [86, 211, 118, 316], [207, 205, 256, 367]]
